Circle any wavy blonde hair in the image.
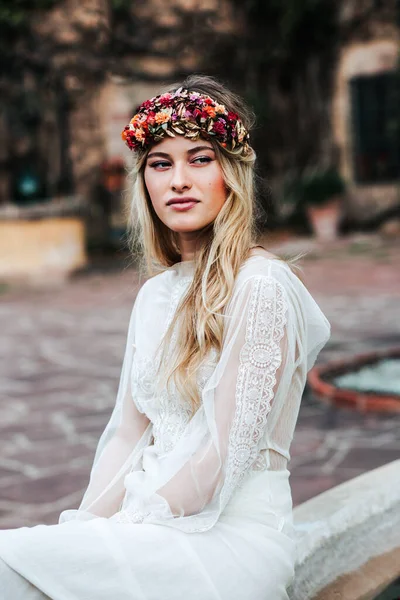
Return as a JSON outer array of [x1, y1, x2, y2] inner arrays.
[[127, 74, 264, 414]]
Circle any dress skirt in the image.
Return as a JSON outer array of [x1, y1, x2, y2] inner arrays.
[[0, 469, 296, 600]]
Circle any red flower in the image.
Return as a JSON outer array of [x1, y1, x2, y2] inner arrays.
[[227, 111, 239, 122], [212, 121, 226, 136], [204, 97, 214, 105], [141, 100, 153, 111], [146, 111, 156, 126], [159, 93, 173, 107]]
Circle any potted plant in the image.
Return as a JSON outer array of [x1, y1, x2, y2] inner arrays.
[[300, 168, 346, 242]]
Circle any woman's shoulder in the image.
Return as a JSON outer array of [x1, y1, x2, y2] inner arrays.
[[234, 246, 324, 314], [134, 269, 170, 301], [237, 246, 294, 285], [247, 245, 279, 261], [141, 269, 168, 287], [237, 246, 331, 349]]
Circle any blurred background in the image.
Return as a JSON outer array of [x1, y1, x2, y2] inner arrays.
[[0, 1, 399, 586]]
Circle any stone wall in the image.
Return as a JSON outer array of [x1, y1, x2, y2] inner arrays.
[[289, 459, 400, 600], [5, 0, 399, 224], [37, 0, 234, 235], [333, 25, 400, 219], [0, 217, 87, 285]]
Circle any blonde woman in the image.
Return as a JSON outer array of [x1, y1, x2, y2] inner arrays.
[[0, 75, 330, 599]]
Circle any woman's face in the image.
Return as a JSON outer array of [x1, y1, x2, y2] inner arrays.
[[143, 135, 227, 234]]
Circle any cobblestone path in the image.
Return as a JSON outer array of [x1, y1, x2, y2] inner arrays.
[[0, 236, 399, 528]]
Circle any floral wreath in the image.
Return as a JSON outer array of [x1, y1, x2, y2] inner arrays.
[[121, 87, 250, 154]]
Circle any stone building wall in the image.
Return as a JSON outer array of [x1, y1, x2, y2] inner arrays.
[[85, 0, 400, 224], [333, 1, 400, 220], [39, 0, 234, 229], [33, 0, 109, 203], [6, 0, 399, 224]]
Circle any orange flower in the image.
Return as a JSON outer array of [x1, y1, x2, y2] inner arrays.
[[203, 105, 216, 118], [135, 128, 146, 141], [155, 110, 171, 124], [131, 114, 147, 127], [214, 104, 226, 115]]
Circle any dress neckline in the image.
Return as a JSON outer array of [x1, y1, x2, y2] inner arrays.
[[170, 251, 281, 278], [170, 260, 195, 277]]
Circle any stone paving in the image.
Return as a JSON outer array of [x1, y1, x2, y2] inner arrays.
[[0, 235, 399, 529]]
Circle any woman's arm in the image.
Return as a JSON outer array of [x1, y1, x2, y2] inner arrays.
[[77, 397, 152, 518], [59, 288, 153, 522]]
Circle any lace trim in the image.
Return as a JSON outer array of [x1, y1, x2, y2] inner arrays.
[[112, 508, 151, 524], [221, 276, 288, 505]]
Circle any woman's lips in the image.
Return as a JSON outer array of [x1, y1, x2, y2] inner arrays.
[[168, 201, 199, 211]]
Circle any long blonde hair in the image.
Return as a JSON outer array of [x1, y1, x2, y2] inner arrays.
[[127, 74, 263, 413]]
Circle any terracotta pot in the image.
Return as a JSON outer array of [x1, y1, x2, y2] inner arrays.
[[306, 195, 341, 242]]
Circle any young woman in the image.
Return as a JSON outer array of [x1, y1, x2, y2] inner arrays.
[[0, 75, 330, 599]]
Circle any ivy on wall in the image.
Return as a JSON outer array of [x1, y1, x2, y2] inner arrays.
[[0, 0, 397, 214]]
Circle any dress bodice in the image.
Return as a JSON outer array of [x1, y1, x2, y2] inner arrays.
[[131, 260, 218, 454]]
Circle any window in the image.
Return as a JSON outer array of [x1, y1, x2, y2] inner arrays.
[[350, 72, 400, 184]]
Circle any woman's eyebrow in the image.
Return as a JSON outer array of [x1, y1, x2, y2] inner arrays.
[[187, 145, 215, 155], [147, 151, 171, 160], [147, 145, 215, 160]]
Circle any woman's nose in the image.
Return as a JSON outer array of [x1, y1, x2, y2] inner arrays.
[[170, 164, 192, 193]]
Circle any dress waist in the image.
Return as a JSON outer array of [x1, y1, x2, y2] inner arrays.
[[222, 468, 294, 538]]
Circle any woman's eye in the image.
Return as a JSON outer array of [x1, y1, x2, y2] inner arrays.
[[149, 161, 170, 169], [192, 156, 212, 165]]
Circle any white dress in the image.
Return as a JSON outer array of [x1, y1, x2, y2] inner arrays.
[[0, 255, 330, 600]]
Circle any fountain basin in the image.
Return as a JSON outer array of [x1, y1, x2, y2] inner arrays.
[[308, 348, 400, 413]]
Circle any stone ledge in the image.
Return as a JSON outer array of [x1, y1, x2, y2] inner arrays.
[[0, 196, 86, 221], [288, 459, 400, 600], [0, 216, 87, 285]]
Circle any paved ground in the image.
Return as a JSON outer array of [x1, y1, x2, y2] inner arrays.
[[0, 234, 399, 529]]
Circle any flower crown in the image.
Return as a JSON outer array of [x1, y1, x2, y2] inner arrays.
[[121, 87, 250, 154]]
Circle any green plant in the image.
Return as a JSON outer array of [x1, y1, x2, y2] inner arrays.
[[300, 168, 345, 207], [282, 167, 345, 210]]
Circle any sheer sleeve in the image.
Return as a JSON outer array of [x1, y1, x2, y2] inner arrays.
[[119, 267, 325, 533], [59, 286, 153, 523]]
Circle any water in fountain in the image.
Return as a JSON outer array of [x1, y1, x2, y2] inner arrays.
[[334, 358, 400, 396]]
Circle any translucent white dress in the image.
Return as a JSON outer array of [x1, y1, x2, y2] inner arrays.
[[0, 255, 330, 600]]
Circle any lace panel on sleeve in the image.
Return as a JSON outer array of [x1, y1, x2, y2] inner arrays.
[[221, 276, 288, 504]]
